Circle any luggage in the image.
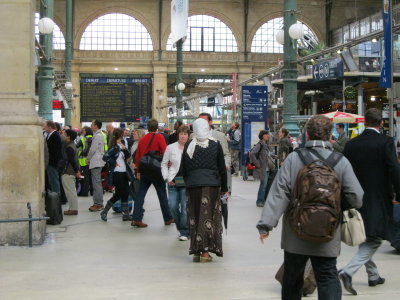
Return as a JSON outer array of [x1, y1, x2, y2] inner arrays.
[[45, 190, 63, 225], [287, 149, 342, 243], [275, 260, 317, 296], [391, 203, 400, 251]]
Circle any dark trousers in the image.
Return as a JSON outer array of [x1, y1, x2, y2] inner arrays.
[[108, 172, 129, 206], [79, 165, 92, 196], [282, 251, 341, 300], [132, 174, 172, 222]]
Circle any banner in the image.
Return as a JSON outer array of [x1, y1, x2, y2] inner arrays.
[[379, 0, 392, 88], [171, 0, 188, 46]]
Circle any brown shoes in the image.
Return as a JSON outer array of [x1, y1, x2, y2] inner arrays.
[[131, 221, 148, 228], [64, 210, 78, 215], [164, 219, 175, 225], [88, 204, 103, 212]]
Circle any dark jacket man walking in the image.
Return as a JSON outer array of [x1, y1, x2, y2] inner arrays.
[[339, 108, 400, 295]]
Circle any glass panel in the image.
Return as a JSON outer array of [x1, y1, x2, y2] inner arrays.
[[79, 13, 153, 51], [167, 14, 238, 52]]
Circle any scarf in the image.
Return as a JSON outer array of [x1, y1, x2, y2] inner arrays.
[[186, 118, 216, 159]]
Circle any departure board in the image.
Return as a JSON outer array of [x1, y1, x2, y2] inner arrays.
[[80, 78, 152, 122]]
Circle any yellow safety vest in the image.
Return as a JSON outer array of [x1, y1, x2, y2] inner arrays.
[[78, 134, 93, 167], [101, 131, 108, 151]]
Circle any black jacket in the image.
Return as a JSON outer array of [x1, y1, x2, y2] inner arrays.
[[181, 139, 228, 192], [46, 131, 62, 167], [343, 129, 400, 240]]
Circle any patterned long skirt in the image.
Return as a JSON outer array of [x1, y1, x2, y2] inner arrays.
[[186, 186, 223, 257]]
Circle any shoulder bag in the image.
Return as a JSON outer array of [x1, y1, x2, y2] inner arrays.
[[341, 208, 366, 246], [138, 134, 163, 179]]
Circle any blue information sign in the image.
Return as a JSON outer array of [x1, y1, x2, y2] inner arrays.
[[241, 86, 268, 165], [312, 58, 344, 81]]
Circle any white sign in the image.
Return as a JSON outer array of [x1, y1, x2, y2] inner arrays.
[[171, 0, 188, 46]]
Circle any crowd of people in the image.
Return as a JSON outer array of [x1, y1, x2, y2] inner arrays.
[[42, 107, 400, 299]]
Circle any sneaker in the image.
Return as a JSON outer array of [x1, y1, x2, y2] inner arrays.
[[256, 202, 264, 207], [179, 236, 188, 241], [89, 204, 103, 212]]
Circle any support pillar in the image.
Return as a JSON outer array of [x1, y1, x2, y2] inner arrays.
[[0, 0, 46, 245], [357, 87, 364, 116], [282, 0, 299, 136], [64, 0, 73, 126], [176, 39, 183, 116], [38, 0, 54, 121], [153, 62, 168, 123]]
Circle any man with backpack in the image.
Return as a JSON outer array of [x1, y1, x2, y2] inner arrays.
[[257, 115, 363, 300]]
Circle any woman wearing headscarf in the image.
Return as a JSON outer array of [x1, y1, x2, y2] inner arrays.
[[181, 118, 228, 262]]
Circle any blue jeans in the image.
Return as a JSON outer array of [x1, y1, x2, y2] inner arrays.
[[168, 186, 188, 237], [256, 171, 269, 205], [132, 175, 172, 222], [47, 165, 60, 195], [283, 251, 341, 300]]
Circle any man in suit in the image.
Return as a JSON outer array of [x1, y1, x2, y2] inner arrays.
[[44, 120, 62, 195], [87, 119, 106, 211], [198, 113, 232, 193], [339, 108, 400, 295]]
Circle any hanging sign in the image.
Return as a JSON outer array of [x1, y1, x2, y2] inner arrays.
[[379, 0, 392, 88]]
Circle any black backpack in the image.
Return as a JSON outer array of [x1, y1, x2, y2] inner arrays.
[[287, 148, 342, 243]]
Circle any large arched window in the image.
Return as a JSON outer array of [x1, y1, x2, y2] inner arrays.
[[79, 13, 153, 51], [35, 13, 65, 50], [166, 15, 238, 52], [251, 18, 318, 53]]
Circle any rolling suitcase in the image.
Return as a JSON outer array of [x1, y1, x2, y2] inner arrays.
[[45, 190, 63, 225]]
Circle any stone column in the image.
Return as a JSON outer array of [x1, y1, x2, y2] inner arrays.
[[152, 61, 168, 123], [0, 0, 46, 245]]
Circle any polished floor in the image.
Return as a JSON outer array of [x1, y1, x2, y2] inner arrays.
[[0, 176, 399, 300]]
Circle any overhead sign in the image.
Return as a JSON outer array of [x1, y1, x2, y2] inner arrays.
[[171, 0, 188, 46], [312, 58, 344, 81]]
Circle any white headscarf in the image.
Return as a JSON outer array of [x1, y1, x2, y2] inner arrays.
[[186, 118, 216, 159]]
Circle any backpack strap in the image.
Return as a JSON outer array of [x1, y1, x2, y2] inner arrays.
[[307, 148, 343, 169], [295, 148, 317, 166]]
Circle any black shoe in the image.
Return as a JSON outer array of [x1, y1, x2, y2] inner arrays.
[[339, 272, 357, 295], [100, 210, 107, 222], [368, 277, 385, 287], [122, 214, 130, 221]]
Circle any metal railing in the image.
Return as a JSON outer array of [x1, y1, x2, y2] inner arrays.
[[0, 203, 49, 247]]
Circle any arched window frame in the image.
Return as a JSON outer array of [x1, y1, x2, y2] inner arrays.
[[167, 15, 238, 52], [79, 13, 153, 51], [251, 17, 318, 54]]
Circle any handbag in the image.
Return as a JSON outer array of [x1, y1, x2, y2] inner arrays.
[[138, 134, 163, 179], [125, 161, 135, 183], [173, 176, 185, 187], [341, 208, 366, 246]]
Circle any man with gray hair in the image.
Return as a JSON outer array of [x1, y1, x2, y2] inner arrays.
[[257, 115, 363, 300]]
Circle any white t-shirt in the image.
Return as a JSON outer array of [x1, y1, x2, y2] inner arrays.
[[114, 144, 127, 173]]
